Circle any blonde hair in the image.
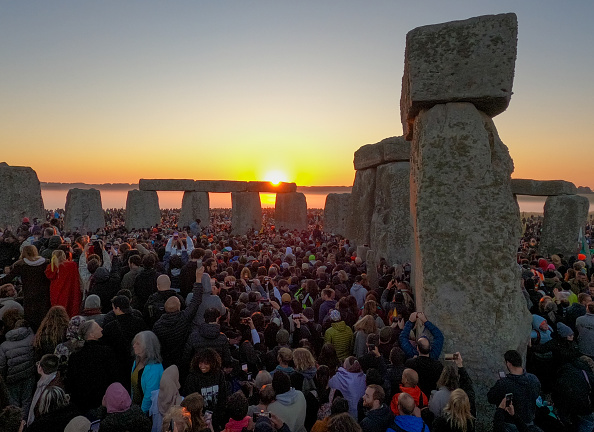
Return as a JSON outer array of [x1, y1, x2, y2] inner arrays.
[[20, 245, 40, 261], [240, 267, 251, 279], [293, 347, 316, 371], [443, 389, 474, 432], [162, 406, 192, 432], [277, 347, 293, 364], [354, 314, 377, 335], [50, 250, 67, 272], [362, 300, 377, 318]]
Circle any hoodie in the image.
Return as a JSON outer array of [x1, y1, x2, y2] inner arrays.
[[225, 416, 250, 432], [390, 385, 428, 415], [388, 415, 427, 432], [192, 273, 226, 326], [531, 314, 552, 344], [328, 367, 366, 418], [360, 404, 394, 432], [184, 322, 231, 365], [268, 388, 307, 432], [350, 283, 368, 308]]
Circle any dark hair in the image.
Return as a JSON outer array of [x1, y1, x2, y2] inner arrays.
[[330, 397, 350, 415], [39, 354, 59, 375], [389, 347, 406, 366], [111, 295, 131, 311], [227, 391, 248, 421], [366, 333, 379, 346], [191, 348, 221, 374], [128, 254, 142, 267], [87, 259, 100, 274], [318, 343, 340, 372], [504, 350, 522, 367], [365, 368, 383, 386], [272, 371, 291, 395], [204, 307, 221, 324], [142, 254, 156, 269]]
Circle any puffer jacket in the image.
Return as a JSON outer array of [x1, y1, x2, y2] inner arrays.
[[0, 326, 36, 384]]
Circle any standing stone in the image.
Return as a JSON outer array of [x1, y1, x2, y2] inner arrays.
[[179, 192, 210, 229], [401, 13, 518, 140], [410, 102, 530, 424], [64, 189, 105, 233], [231, 192, 262, 235], [125, 190, 161, 230], [323, 193, 351, 236], [275, 192, 307, 231], [539, 195, 589, 258], [0, 163, 44, 228], [365, 250, 379, 290], [346, 168, 376, 247], [356, 245, 370, 263], [370, 162, 412, 266]]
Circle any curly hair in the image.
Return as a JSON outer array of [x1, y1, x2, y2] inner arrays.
[[34, 306, 69, 353], [190, 348, 221, 374]]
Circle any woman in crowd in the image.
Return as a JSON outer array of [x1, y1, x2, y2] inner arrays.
[[352, 315, 377, 358], [432, 388, 476, 432], [45, 249, 81, 318], [27, 386, 79, 432], [150, 365, 183, 432], [131, 330, 164, 414], [328, 356, 366, 418], [33, 305, 69, 359], [180, 392, 212, 432], [99, 382, 151, 432]]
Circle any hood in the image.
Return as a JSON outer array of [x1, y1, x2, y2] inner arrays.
[[300, 367, 317, 380], [275, 388, 299, 406], [158, 365, 182, 415], [275, 365, 295, 375], [333, 367, 365, 387], [531, 314, 552, 343], [198, 322, 222, 340], [395, 415, 425, 432], [351, 283, 364, 292], [93, 266, 110, 282], [331, 321, 347, 331], [24, 257, 46, 266], [48, 235, 62, 249], [103, 382, 131, 413], [6, 326, 33, 342]]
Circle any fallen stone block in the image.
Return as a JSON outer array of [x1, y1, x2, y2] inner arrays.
[[511, 179, 577, 196]]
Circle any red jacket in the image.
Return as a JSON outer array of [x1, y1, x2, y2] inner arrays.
[[45, 260, 81, 318], [390, 384, 428, 415]]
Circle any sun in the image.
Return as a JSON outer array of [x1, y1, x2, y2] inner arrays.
[[264, 170, 288, 186]]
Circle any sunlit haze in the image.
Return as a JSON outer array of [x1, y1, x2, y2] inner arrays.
[[1, 1, 593, 188]]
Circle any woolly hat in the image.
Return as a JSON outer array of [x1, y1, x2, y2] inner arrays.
[[65, 416, 91, 432], [578, 253, 587, 261], [329, 309, 341, 322], [557, 322, 574, 338], [84, 294, 101, 309]]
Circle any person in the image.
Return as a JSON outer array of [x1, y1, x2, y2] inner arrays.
[[150, 365, 183, 432], [311, 396, 349, 432], [144, 274, 185, 328], [487, 350, 541, 427], [99, 382, 151, 432], [328, 412, 363, 432], [432, 389, 475, 432], [552, 357, 594, 431], [26, 386, 80, 432], [350, 275, 368, 309], [291, 347, 319, 430], [130, 331, 163, 414], [153, 266, 204, 368], [360, 384, 394, 432], [267, 370, 307, 432], [328, 356, 366, 418], [387, 393, 428, 432], [184, 307, 232, 368], [162, 406, 193, 432], [565, 293, 591, 332], [182, 348, 227, 431], [0, 284, 23, 321], [121, 254, 142, 293], [428, 353, 474, 418], [33, 305, 69, 359], [192, 258, 226, 326], [352, 315, 378, 358], [180, 392, 211, 432], [53, 315, 86, 364], [390, 368, 429, 416], [492, 396, 527, 432], [223, 391, 252, 432], [44, 250, 81, 318], [324, 309, 354, 362], [576, 301, 594, 359], [27, 353, 62, 426], [5, 245, 50, 331], [81, 294, 105, 325], [65, 319, 118, 414], [318, 288, 337, 324]]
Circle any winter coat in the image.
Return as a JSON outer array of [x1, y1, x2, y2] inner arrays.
[[45, 260, 81, 318], [400, 320, 444, 360], [99, 405, 152, 432], [26, 404, 80, 432], [268, 388, 307, 432], [89, 267, 122, 314], [576, 312, 594, 356], [132, 362, 164, 413], [390, 385, 429, 415], [184, 322, 231, 365], [405, 356, 444, 398], [0, 326, 35, 384], [324, 321, 353, 362], [360, 404, 394, 432], [318, 300, 336, 323], [487, 371, 541, 424], [153, 283, 203, 368], [143, 289, 185, 328], [132, 267, 159, 310], [350, 283, 368, 308], [8, 257, 51, 331], [387, 415, 428, 432], [432, 416, 475, 432], [328, 366, 366, 418]]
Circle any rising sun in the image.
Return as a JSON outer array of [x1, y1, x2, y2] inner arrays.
[[264, 170, 288, 185]]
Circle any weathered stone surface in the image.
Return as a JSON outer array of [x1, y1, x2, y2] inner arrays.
[[139, 179, 196, 191], [356, 246, 370, 262], [323, 193, 351, 236], [401, 13, 517, 140], [511, 179, 577, 196], [178, 192, 210, 229], [275, 192, 307, 231], [354, 136, 411, 170], [410, 103, 530, 425], [231, 192, 262, 235], [365, 250, 379, 290], [247, 181, 297, 193], [194, 181, 247, 193], [370, 162, 412, 266], [125, 190, 161, 230], [346, 168, 376, 247], [64, 189, 105, 233], [539, 195, 589, 258], [0, 163, 44, 228]]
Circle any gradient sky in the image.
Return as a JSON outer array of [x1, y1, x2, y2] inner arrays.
[[1, 1, 593, 187]]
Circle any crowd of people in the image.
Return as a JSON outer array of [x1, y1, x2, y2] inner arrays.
[[0, 209, 592, 432]]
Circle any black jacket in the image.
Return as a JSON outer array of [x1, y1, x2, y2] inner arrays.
[[405, 356, 444, 398], [143, 289, 185, 328], [360, 404, 394, 432], [27, 404, 80, 432], [183, 322, 231, 367]]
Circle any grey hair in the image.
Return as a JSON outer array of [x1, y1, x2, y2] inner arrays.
[[38, 386, 70, 415], [133, 330, 162, 364], [78, 319, 97, 341]]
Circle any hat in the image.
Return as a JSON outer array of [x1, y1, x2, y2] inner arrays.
[[22, 217, 29, 223], [546, 264, 556, 271], [578, 253, 587, 261], [64, 237, 72, 244], [90, 235, 98, 241], [309, 254, 316, 261], [281, 293, 291, 303], [580, 268, 588, 275], [380, 326, 393, 343], [85, 294, 101, 309], [329, 309, 341, 322], [65, 416, 91, 432], [557, 322, 574, 338]]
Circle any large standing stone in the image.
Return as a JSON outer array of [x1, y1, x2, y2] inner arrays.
[[323, 193, 351, 236], [401, 13, 517, 140], [179, 192, 210, 229], [275, 192, 307, 231], [365, 250, 379, 290], [64, 189, 105, 233], [410, 103, 530, 424], [370, 162, 412, 266], [346, 168, 376, 247], [0, 163, 44, 228], [125, 190, 161, 230], [231, 192, 262, 235], [539, 195, 589, 258]]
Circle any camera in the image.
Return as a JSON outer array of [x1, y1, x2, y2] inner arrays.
[[253, 411, 272, 421], [444, 353, 459, 361]]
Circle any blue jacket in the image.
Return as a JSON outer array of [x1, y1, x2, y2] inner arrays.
[[388, 415, 429, 432], [399, 320, 444, 359], [132, 362, 164, 413]]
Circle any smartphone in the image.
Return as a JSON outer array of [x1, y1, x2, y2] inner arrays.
[[242, 364, 248, 372], [505, 393, 513, 407], [368, 343, 376, 351], [292, 314, 301, 320], [444, 353, 456, 360], [253, 411, 272, 421]]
